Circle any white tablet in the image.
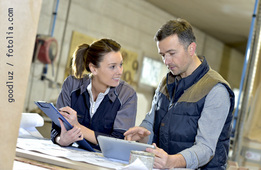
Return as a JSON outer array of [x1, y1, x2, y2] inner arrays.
[[97, 135, 155, 162]]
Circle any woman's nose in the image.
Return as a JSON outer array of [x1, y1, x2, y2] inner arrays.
[[118, 66, 123, 74]]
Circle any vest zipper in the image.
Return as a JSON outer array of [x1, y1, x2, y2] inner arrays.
[[168, 81, 178, 111], [168, 102, 177, 111]]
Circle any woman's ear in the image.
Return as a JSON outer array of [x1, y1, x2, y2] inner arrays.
[[89, 63, 98, 75]]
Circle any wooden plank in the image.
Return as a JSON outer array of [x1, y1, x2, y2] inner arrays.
[[0, 1, 42, 169]]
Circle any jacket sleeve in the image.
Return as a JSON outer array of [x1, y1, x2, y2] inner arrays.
[[180, 84, 231, 169], [51, 76, 73, 144], [140, 87, 159, 144], [96, 83, 137, 139]]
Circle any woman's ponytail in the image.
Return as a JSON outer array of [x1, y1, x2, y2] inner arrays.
[[71, 44, 89, 78]]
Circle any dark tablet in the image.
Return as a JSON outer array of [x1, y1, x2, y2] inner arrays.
[[34, 101, 95, 152]]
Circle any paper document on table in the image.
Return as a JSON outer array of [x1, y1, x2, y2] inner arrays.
[[16, 137, 127, 169]]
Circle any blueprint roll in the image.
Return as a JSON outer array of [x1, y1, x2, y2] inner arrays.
[[20, 113, 44, 129]]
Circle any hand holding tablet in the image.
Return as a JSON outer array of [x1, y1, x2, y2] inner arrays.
[[34, 101, 96, 152]]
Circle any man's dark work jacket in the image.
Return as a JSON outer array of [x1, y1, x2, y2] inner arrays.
[[153, 57, 235, 169]]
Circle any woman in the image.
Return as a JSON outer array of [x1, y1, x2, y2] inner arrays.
[[51, 38, 137, 150]]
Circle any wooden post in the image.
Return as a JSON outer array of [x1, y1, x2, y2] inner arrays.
[[0, 0, 42, 169]]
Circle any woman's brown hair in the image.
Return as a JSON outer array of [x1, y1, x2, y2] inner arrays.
[[72, 38, 121, 79]]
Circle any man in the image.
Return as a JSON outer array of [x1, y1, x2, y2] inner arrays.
[[124, 18, 235, 169]]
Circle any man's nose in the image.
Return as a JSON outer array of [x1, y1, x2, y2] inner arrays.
[[164, 55, 171, 65]]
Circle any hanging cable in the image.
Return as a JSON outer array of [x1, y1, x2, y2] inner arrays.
[[41, 0, 59, 80], [55, 0, 71, 83]]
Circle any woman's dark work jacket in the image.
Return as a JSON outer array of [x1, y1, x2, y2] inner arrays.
[[51, 75, 137, 150], [153, 57, 235, 169]]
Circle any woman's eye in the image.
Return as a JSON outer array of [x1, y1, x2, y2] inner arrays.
[[110, 65, 115, 69]]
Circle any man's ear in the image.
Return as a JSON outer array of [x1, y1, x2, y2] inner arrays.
[[89, 63, 97, 75], [188, 42, 196, 55]]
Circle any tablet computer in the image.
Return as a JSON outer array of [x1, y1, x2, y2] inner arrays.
[[34, 101, 96, 152], [97, 135, 155, 162]]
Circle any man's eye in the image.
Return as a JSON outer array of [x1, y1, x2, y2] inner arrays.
[[110, 66, 115, 69]]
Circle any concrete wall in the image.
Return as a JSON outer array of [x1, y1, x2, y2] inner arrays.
[[23, 0, 245, 129]]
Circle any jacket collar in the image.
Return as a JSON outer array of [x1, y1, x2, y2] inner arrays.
[[79, 74, 119, 102], [166, 56, 210, 100], [167, 56, 209, 85]]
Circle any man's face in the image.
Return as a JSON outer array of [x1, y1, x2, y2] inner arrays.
[[157, 34, 193, 78]]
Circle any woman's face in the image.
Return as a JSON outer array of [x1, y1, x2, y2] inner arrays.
[[91, 51, 123, 89]]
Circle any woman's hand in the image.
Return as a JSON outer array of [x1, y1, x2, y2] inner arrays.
[[59, 106, 80, 127], [57, 119, 83, 146], [58, 106, 97, 145]]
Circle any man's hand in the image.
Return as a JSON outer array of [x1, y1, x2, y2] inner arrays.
[[57, 119, 83, 146], [146, 143, 186, 169], [124, 126, 150, 143]]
